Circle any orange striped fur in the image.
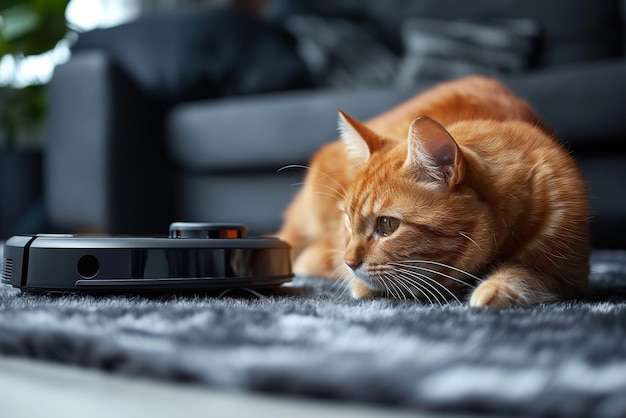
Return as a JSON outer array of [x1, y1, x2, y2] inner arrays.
[[278, 76, 590, 308]]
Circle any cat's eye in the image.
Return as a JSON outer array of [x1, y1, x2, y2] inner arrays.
[[377, 217, 400, 236]]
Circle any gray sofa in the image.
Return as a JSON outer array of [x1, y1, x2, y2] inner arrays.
[[45, 0, 626, 248]]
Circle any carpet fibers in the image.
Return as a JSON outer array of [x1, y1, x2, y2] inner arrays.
[[1, 250, 626, 417]]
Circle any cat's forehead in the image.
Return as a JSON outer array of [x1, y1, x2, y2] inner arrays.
[[345, 140, 440, 215], [347, 185, 394, 216], [347, 172, 435, 217], [343, 168, 441, 218]]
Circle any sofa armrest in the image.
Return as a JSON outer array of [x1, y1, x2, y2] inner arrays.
[[44, 51, 174, 234]]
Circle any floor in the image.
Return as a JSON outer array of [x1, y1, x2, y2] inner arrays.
[[0, 355, 476, 418]]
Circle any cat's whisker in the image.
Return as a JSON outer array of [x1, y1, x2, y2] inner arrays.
[[375, 276, 399, 299], [335, 272, 355, 299], [380, 268, 436, 305], [398, 275, 443, 306], [329, 267, 353, 299], [321, 248, 345, 262], [384, 268, 439, 305], [326, 251, 349, 274], [412, 273, 461, 305], [383, 271, 418, 301], [326, 257, 355, 298], [392, 263, 477, 290], [459, 231, 481, 251], [375, 269, 399, 299], [293, 247, 352, 299], [395, 267, 451, 302], [394, 277, 420, 302], [277, 164, 306, 172], [313, 192, 344, 203], [395, 260, 483, 283], [377, 272, 402, 300], [393, 270, 445, 306], [394, 267, 461, 305], [390, 278, 410, 301], [310, 180, 348, 200], [386, 276, 407, 301], [277, 164, 349, 198], [326, 248, 345, 254], [336, 279, 355, 299]]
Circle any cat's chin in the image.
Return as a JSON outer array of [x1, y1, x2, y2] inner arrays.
[[348, 268, 385, 292]]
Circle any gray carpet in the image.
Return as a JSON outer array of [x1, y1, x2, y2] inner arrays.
[[1, 249, 626, 417]]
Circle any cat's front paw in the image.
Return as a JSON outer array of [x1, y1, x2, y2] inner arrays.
[[351, 280, 384, 299], [293, 241, 341, 278], [469, 281, 526, 309]]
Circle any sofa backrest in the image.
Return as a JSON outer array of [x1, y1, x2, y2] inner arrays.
[[265, 0, 624, 67]]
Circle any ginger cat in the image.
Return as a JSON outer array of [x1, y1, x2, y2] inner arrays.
[[278, 76, 590, 308]]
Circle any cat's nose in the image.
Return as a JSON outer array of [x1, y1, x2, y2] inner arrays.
[[345, 259, 362, 270]]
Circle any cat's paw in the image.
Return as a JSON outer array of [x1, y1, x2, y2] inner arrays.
[[293, 242, 341, 278], [351, 280, 384, 299], [469, 281, 526, 309]]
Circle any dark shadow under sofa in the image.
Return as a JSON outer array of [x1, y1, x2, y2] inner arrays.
[[45, 0, 626, 248]]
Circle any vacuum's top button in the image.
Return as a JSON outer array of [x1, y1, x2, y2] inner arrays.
[[168, 222, 248, 239]]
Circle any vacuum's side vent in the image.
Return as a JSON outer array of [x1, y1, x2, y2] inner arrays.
[[1, 258, 13, 284]]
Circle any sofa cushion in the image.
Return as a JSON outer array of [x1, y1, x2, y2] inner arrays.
[[166, 88, 418, 172]]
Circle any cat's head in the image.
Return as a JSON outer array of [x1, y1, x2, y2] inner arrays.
[[338, 110, 491, 301]]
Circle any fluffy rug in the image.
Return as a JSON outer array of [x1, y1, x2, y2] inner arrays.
[[2, 249, 626, 417]]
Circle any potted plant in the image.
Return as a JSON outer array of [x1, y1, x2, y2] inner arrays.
[[0, 0, 70, 238]]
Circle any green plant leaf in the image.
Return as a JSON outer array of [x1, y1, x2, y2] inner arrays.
[[0, 0, 70, 56], [0, 4, 40, 40], [0, 0, 70, 148]]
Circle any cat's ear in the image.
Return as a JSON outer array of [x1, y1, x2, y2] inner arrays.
[[338, 109, 386, 164], [406, 117, 464, 186]]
